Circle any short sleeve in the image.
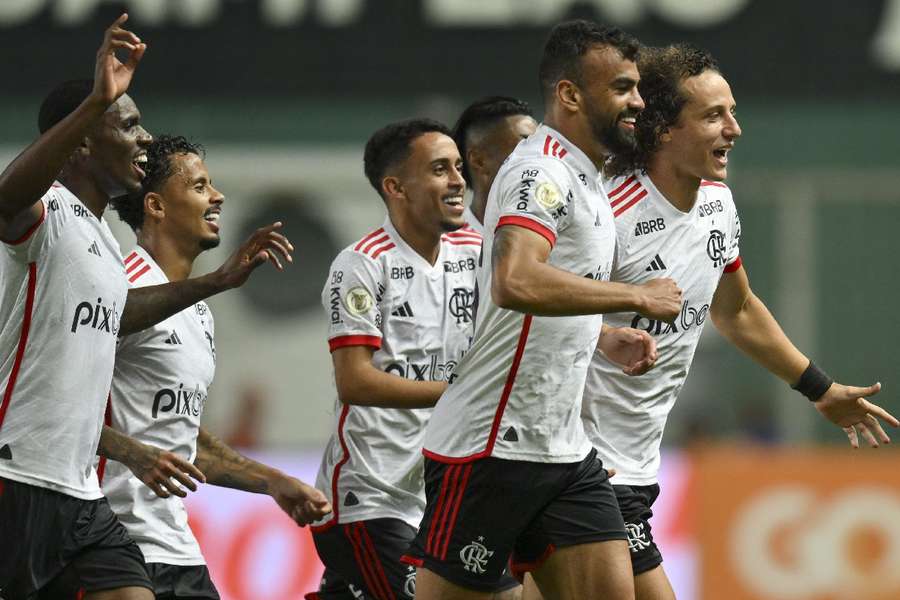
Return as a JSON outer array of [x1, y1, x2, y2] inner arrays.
[[495, 160, 572, 247], [3, 187, 68, 263], [321, 249, 384, 352], [724, 196, 742, 273]]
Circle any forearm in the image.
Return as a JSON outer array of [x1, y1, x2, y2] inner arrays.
[[98, 424, 147, 464], [120, 274, 223, 335], [0, 97, 107, 220], [337, 364, 447, 409], [194, 428, 280, 494], [712, 292, 809, 384]]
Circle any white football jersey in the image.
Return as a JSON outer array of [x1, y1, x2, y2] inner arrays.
[[101, 246, 216, 565], [0, 183, 127, 499], [312, 218, 480, 530], [424, 124, 617, 464], [463, 205, 484, 235], [582, 172, 741, 485]]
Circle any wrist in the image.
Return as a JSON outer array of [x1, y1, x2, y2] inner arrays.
[[792, 360, 833, 402]]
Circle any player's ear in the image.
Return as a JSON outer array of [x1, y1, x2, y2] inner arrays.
[[556, 80, 580, 114], [144, 191, 165, 221], [382, 175, 404, 201], [467, 148, 486, 179], [657, 126, 672, 144]]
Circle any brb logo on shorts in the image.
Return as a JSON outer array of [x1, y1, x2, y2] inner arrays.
[[70, 297, 120, 336], [459, 536, 494, 574], [706, 229, 727, 267]]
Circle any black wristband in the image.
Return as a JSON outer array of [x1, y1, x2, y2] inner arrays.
[[792, 361, 833, 402]]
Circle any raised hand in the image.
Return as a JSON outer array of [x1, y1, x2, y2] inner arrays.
[[91, 13, 147, 107], [270, 475, 333, 526], [639, 278, 683, 322], [813, 382, 898, 448], [212, 222, 294, 290], [598, 326, 658, 376]]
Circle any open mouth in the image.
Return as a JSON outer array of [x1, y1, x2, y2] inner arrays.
[[132, 154, 148, 179], [619, 115, 637, 130], [204, 209, 221, 231], [712, 147, 731, 165], [442, 195, 465, 213]]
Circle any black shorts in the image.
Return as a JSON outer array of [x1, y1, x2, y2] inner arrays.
[[402, 448, 626, 592], [0, 477, 152, 599], [146, 563, 220, 599], [308, 517, 519, 599], [614, 484, 663, 575]]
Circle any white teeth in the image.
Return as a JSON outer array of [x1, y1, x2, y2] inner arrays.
[[134, 156, 148, 164], [443, 196, 463, 205], [205, 213, 220, 222]]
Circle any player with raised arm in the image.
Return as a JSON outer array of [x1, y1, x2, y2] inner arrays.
[[99, 134, 331, 600], [403, 20, 682, 600], [307, 119, 520, 600], [0, 15, 292, 600], [580, 44, 899, 600], [452, 96, 537, 233]]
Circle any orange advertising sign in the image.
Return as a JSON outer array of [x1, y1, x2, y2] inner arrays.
[[694, 447, 900, 600]]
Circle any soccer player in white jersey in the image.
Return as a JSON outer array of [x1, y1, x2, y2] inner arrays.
[[404, 21, 684, 600], [452, 97, 538, 234], [0, 16, 293, 600], [308, 119, 521, 600], [580, 44, 899, 600], [98, 134, 332, 600]]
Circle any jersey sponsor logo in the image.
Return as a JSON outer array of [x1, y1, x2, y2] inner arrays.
[[344, 286, 374, 316], [70, 297, 120, 336], [71, 204, 95, 219], [204, 330, 216, 360], [459, 536, 494, 574], [626, 521, 652, 552], [87, 240, 102, 257], [645, 254, 667, 272], [391, 265, 415, 280], [391, 301, 414, 318], [48, 197, 60, 211], [448, 287, 475, 324], [152, 383, 206, 419], [517, 172, 536, 210], [443, 257, 476, 273], [164, 330, 182, 345], [698, 198, 725, 217], [631, 300, 710, 336], [385, 355, 458, 382], [706, 229, 727, 267], [635, 217, 666, 236], [328, 286, 342, 324], [578, 173, 588, 187], [195, 302, 208, 316], [534, 181, 563, 211]]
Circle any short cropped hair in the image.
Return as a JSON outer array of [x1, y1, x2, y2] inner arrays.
[[606, 44, 720, 177], [539, 20, 640, 101], [363, 118, 452, 197], [38, 79, 94, 134], [111, 135, 205, 232], [452, 96, 533, 186]]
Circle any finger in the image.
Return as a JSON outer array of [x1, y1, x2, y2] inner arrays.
[[109, 39, 138, 52], [169, 457, 206, 483], [847, 382, 882, 399], [146, 480, 170, 499], [844, 426, 859, 449], [263, 238, 293, 264], [262, 249, 284, 271], [267, 231, 294, 252], [855, 422, 879, 448], [109, 27, 142, 45], [867, 415, 891, 444], [166, 468, 198, 493], [125, 43, 147, 71], [861, 399, 900, 427], [160, 477, 187, 498]]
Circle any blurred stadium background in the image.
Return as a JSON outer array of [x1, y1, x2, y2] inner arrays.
[[2, 1, 899, 598]]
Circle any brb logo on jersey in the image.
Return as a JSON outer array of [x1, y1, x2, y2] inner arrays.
[[152, 383, 206, 419], [449, 287, 475, 323], [70, 297, 120, 336], [631, 300, 710, 336], [706, 229, 727, 267]]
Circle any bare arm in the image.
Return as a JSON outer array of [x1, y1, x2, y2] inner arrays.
[[490, 226, 682, 319], [0, 15, 144, 240], [711, 265, 898, 447], [98, 425, 205, 498], [120, 222, 292, 335], [332, 345, 446, 409], [194, 428, 331, 526]]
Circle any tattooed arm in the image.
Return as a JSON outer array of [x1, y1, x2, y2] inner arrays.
[[98, 425, 206, 498], [194, 428, 332, 526]]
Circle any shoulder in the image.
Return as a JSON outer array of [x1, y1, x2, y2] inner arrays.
[[441, 225, 482, 255], [122, 250, 158, 287], [332, 227, 398, 272]]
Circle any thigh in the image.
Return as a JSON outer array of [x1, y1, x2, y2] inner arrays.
[[145, 563, 220, 600], [634, 565, 676, 600], [614, 484, 663, 576], [530, 541, 634, 600]]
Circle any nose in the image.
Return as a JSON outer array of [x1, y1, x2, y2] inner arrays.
[[449, 163, 466, 192], [628, 88, 645, 113], [724, 112, 741, 140], [137, 126, 153, 146], [210, 184, 225, 204]]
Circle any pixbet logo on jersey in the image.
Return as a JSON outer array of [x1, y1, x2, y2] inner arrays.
[[631, 300, 710, 335], [385, 355, 459, 382], [70, 297, 120, 336], [152, 383, 206, 419]]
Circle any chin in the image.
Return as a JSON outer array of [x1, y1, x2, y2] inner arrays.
[[440, 218, 465, 232], [199, 236, 221, 251]]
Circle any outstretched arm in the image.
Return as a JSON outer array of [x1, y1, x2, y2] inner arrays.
[[119, 222, 292, 335], [331, 345, 447, 409], [98, 425, 206, 498], [710, 265, 898, 447], [0, 14, 145, 240], [194, 428, 331, 526]]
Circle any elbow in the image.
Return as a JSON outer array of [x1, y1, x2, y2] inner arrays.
[[491, 273, 534, 312], [335, 376, 367, 406]]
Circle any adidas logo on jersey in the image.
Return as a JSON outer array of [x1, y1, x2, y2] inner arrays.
[[645, 255, 667, 272], [164, 330, 182, 345], [391, 302, 414, 318], [87, 240, 101, 257]]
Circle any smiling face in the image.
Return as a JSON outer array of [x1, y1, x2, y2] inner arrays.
[[156, 152, 224, 251], [659, 70, 741, 182], [85, 94, 152, 197], [391, 131, 467, 234]]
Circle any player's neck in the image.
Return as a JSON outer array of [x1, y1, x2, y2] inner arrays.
[[390, 214, 442, 265], [544, 114, 608, 171], [136, 229, 197, 281], [470, 189, 488, 226], [647, 164, 700, 213], [57, 172, 108, 219]]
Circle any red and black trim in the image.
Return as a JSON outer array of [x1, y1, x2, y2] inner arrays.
[[510, 544, 557, 580], [328, 335, 382, 352], [124, 251, 151, 284], [311, 404, 352, 534], [344, 521, 397, 600], [608, 176, 647, 218], [542, 134, 568, 159], [496, 215, 556, 247], [424, 463, 473, 560], [354, 228, 396, 259], [441, 229, 482, 247], [0, 262, 37, 431], [723, 256, 742, 273], [1, 202, 46, 246], [700, 180, 728, 188], [96, 393, 114, 484]]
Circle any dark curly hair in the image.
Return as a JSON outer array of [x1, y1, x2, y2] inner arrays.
[[452, 96, 533, 186], [539, 20, 640, 102], [363, 118, 451, 198], [111, 135, 205, 231], [606, 44, 719, 177]]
